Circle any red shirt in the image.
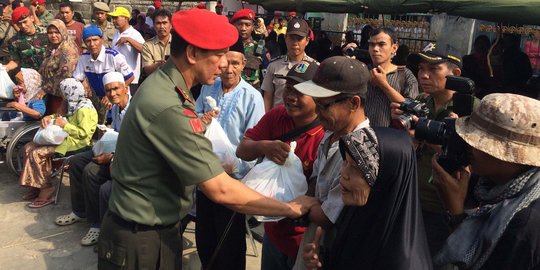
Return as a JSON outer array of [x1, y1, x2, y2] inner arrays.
[[244, 105, 324, 259], [66, 21, 84, 55]]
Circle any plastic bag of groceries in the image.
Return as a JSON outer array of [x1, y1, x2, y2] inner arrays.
[[204, 117, 241, 175], [242, 141, 307, 222], [0, 64, 15, 99], [92, 125, 119, 156], [33, 120, 69, 145]]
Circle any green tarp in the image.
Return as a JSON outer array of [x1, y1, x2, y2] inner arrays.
[[246, 0, 540, 25]]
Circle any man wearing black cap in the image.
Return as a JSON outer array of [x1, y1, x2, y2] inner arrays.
[[391, 42, 478, 270], [262, 18, 317, 112], [291, 56, 373, 268], [98, 9, 317, 270]]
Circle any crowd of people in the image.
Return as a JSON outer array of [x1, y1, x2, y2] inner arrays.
[[1, 1, 539, 270]]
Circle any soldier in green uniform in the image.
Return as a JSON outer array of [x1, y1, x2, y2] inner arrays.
[[4, 6, 48, 72], [91, 2, 114, 48], [30, 0, 54, 27], [97, 9, 317, 270], [230, 9, 262, 89]]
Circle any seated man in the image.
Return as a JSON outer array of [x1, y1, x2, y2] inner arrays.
[[54, 72, 131, 246]]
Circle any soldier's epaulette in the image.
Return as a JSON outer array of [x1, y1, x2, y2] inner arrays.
[[269, 55, 285, 63]]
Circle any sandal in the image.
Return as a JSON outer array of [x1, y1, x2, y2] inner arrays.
[[81, 228, 100, 246], [28, 197, 53, 208], [55, 212, 83, 226]]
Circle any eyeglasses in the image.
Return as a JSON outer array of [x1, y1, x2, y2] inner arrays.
[[315, 96, 352, 110]]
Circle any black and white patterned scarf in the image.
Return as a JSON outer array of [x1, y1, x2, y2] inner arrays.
[[339, 127, 380, 186], [434, 167, 540, 269]]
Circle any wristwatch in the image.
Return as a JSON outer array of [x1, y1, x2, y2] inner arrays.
[[446, 211, 467, 228]]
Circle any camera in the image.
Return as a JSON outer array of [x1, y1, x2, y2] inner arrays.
[[343, 47, 370, 60], [390, 99, 429, 130], [415, 76, 476, 173]]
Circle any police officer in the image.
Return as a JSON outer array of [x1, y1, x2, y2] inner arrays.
[[97, 9, 317, 270]]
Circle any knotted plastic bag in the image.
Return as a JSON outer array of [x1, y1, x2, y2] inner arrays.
[[33, 120, 69, 145], [0, 64, 15, 99], [242, 141, 307, 222], [92, 124, 119, 156]]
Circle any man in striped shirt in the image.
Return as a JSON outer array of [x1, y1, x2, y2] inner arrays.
[[365, 27, 418, 127]]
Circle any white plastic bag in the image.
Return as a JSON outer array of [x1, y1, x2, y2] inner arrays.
[[92, 125, 119, 156], [242, 141, 307, 222], [0, 64, 15, 99], [205, 118, 240, 174], [33, 120, 69, 145]]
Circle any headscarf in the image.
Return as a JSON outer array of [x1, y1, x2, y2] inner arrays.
[[60, 78, 95, 116], [20, 68, 42, 102], [254, 17, 268, 37], [47, 19, 76, 51], [328, 127, 432, 270], [434, 167, 540, 269]]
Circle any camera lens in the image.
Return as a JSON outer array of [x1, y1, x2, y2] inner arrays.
[[390, 114, 415, 130], [415, 118, 448, 145]]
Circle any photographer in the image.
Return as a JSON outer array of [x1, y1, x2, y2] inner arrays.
[[391, 42, 478, 270], [432, 93, 540, 270]]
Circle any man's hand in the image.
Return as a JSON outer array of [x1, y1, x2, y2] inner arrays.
[[30, 4, 37, 15], [41, 115, 52, 128], [54, 117, 67, 128], [201, 109, 219, 125], [6, 101, 21, 110], [390, 102, 404, 119], [262, 140, 290, 165], [100, 96, 112, 110], [370, 65, 389, 89], [303, 226, 323, 270], [287, 195, 319, 219], [115, 37, 132, 46], [431, 153, 471, 214], [92, 153, 113, 165], [35, 90, 46, 100]]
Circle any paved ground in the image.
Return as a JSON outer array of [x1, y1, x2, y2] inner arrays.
[[0, 163, 264, 270]]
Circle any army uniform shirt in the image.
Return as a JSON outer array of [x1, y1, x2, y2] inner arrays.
[[92, 21, 115, 48], [8, 25, 48, 70], [108, 60, 224, 226], [261, 53, 316, 106], [38, 10, 55, 27], [242, 38, 262, 88]]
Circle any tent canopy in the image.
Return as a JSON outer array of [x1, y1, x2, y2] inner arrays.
[[246, 0, 540, 25]]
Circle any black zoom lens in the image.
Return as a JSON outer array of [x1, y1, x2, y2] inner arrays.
[[415, 118, 449, 145]]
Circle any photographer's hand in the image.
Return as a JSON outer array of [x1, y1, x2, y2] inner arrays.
[[431, 153, 471, 214]]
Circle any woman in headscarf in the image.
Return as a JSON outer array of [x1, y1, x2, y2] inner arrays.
[[39, 19, 80, 115], [20, 78, 98, 208], [254, 17, 268, 40], [303, 127, 432, 270], [4, 68, 46, 121]]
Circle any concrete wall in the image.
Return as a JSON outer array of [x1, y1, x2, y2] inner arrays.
[[429, 13, 476, 57]]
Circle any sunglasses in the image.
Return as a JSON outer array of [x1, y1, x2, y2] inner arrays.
[[315, 95, 352, 110]]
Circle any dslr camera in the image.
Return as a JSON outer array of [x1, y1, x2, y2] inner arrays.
[[414, 76, 476, 173], [390, 99, 429, 130]]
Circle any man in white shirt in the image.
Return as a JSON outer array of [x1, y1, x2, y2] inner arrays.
[[108, 6, 145, 95]]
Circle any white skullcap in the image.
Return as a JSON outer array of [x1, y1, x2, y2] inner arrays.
[[102, 72, 125, 86], [147, 5, 155, 10]]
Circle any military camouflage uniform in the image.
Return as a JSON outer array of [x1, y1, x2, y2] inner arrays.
[[242, 38, 262, 89], [37, 10, 55, 27], [8, 25, 48, 70]]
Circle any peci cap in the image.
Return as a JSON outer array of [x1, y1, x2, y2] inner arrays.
[[102, 71, 125, 86], [455, 93, 540, 166], [286, 18, 309, 37], [12, 7, 30, 24], [295, 56, 370, 98], [108, 6, 131, 19], [229, 35, 244, 53], [172, 9, 238, 50], [418, 42, 462, 68], [93, 2, 110, 12], [31, 0, 45, 5], [277, 62, 320, 84], [82, 25, 103, 40], [230, 9, 255, 24]]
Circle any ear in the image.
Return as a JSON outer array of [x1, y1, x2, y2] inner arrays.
[[185, 45, 197, 65], [452, 67, 462, 76], [351, 96, 361, 110], [392, 43, 399, 54]]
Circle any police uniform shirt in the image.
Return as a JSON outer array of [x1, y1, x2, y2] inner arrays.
[[261, 54, 316, 106], [108, 60, 224, 226]]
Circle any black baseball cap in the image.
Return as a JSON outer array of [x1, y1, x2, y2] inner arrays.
[[286, 18, 309, 37], [418, 42, 462, 68], [276, 62, 320, 84], [294, 56, 370, 98]]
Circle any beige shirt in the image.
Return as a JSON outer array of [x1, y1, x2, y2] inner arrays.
[[142, 34, 171, 68], [91, 21, 115, 48]]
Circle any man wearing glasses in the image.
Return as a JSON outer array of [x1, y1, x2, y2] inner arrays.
[[291, 56, 372, 267]]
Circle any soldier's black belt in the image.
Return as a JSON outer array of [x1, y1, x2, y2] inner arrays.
[[109, 212, 175, 233]]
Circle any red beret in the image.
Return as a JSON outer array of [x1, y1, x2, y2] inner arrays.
[[196, 3, 206, 9], [172, 9, 238, 50], [231, 9, 255, 24], [289, 11, 297, 16], [153, 0, 162, 8], [12, 7, 30, 24], [31, 0, 46, 5]]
